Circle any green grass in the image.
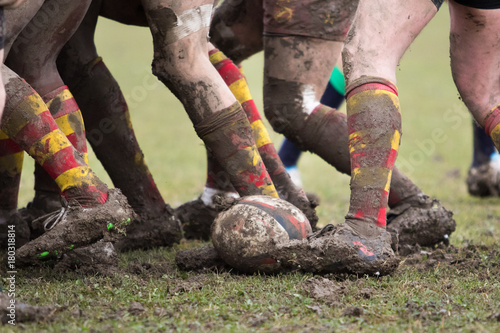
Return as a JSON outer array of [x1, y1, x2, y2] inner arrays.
[[3, 6, 500, 333]]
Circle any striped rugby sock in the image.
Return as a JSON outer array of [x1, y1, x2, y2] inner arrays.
[[1, 84, 107, 207], [345, 79, 401, 228]]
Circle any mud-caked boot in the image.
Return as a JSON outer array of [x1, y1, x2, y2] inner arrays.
[[16, 188, 137, 266], [114, 204, 183, 252], [54, 240, 119, 276], [0, 210, 31, 250], [273, 220, 400, 276], [174, 197, 220, 240], [466, 160, 500, 197], [387, 193, 456, 248], [18, 191, 62, 240]]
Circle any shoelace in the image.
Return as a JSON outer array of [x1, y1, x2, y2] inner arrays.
[[32, 199, 71, 231], [43, 206, 70, 231]]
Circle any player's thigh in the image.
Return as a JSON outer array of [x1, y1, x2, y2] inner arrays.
[[448, 0, 500, 122], [343, 0, 438, 85]]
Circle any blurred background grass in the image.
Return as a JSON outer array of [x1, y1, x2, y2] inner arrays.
[[16, 6, 499, 246]]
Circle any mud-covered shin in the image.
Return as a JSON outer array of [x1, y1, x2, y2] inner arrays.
[[194, 102, 278, 198]]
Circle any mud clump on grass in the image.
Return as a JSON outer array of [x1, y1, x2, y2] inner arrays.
[[401, 244, 500, 276], [342, 306, 364, 317], [302, 277, 346, 306], [169, 275, 207, 295], [127, 260, 176, 278], [175, 244, 229, 272], [0, 292, 56, 324]]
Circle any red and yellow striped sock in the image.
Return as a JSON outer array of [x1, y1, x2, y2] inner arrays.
[[1, 82, 108, 207], [0, 130, 24, 211], [345, 79, 401, 228], [209, 49, 292, 194], [33, 86, 89, 197]]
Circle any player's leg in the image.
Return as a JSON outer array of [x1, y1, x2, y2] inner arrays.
[[175, 44, 318, 237], [0, 6, 31, 249], [5, 0, 93, 221], [56, 0, 182, 251], [447, 1, 500, 194], [141, 0, 278, 198], [277, 66, 346, 187], [1, 66, 136, 264], [342, 0, 440, 245]]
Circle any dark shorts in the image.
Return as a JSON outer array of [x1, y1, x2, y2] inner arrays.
[[263, 0, 358, 41], [431, 0, 445, 9], [453, 0, 500, 9]]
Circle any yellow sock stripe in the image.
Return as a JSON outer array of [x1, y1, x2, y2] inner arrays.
[[233, 146, 260, 174], [54, 111, 84, 137], [54, 166, 98, 192], [209, 50, 226, 65], [262, 184, 279, 198], [251, 120, 273, 148], [352, 167, 393, 192], [391, 130, 401, 151], [3, 94, 48, 137], [228, 78, 252, 105], [348, 129, 401, 153], [27, 129, 72, 165], [45, 88, 74, 109], [0, 130, 8, 140], [347, 89, 400, 117], [0, 152, 24, 175], [490, 123, 500, 145]]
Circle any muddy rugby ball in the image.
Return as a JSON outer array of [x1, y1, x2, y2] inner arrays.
[[211, 195, 312, 273]]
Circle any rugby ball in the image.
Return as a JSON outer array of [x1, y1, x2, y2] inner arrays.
[[211, 195, 312, 273]]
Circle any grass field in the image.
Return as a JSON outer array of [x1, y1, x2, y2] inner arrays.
[[2, 4, 500, 332]]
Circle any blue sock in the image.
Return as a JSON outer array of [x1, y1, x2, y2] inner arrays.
[[320, 82, 344, 109], [472, 121, 498, 167], [278, 138, 302, 168]]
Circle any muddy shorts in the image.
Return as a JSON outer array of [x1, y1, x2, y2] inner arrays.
[[453, 0, 500, 9], [263, 0, 359, 41], [215, 0, 358, 42]]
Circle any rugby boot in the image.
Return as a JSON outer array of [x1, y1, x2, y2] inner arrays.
[[19, 191, 62, 240], [273, 220, 400, 276], [466, 160, 500, 197], [387, 193, 456, 247], [16, 188, 136, 266], [174, 197, 219, 240], [114, 204, 183, 252]]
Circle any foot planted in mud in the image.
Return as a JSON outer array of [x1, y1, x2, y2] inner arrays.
[[16, 188, 137, 266], [273, 220, 400, 276], [466, 161, 500, 197], [114, 204, 183, 252], [387, 193, 456, 248]]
